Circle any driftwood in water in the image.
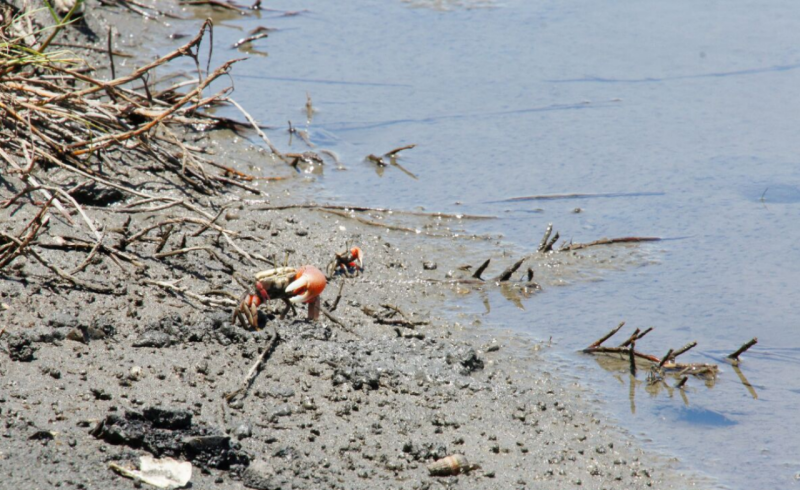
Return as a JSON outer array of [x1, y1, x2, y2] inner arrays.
[[583, 323, 719, 379], [495, 258, 525, 282], [471, 259, 491, 280], [727, 338, 758, 365], [561, 236, 662, 252], [494, 192, 665, 203], [535, 224, 662, 253]]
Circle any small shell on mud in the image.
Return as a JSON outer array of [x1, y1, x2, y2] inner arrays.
[[427, 454, 470, 476]]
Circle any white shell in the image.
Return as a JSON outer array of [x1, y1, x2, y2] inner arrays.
[[427, 454, 469, 476]]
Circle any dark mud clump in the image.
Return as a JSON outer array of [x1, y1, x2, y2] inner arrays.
[[91, 407, 249, 471]]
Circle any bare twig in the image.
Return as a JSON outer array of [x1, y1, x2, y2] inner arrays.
[[588, 322, 625, 348], [224, 326, 280, 404], [619, 328, 641, 348], [537, 224, 553, 253], [70, 231, 105, 275], [227, 97, 284, 157], [671, 341, 697, 360], [384, 144, 416, 157], [472, 258, 490, 280], [560, 237, 662, 252], [328, 280, 345, 312], [495, 258, 525, 282], [257, 203, 495, 220], [727, 338, 758, 363], [143, 279, 237, 308]]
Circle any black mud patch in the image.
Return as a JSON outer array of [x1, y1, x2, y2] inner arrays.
[[91, 407, 250, 472]]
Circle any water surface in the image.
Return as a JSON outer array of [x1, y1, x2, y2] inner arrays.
[[181, 1, 800, 487]]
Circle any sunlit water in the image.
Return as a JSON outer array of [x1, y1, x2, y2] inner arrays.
[[156, 0, 800, 487]]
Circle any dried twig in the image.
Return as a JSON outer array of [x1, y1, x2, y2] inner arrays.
[[537, 224, 553, 253], [495, 258, 525, 282], [588, 322, 625, 349], [153, 245, 234, 272], [257, 203, 495, 220], [560, 237, 662, 252], [223, 326, 280, 404], [727, 338, 758, 364], [583, 323, 718, 379], [227, 97, 284, 157], [361, 305, 428, 328], [143, 279, 237, 308], [671, 341, 697, 360], [328, 280, 345, 312], [495, 192, 664, 203], [384, 144, 416, 157], [472, 259, 490, 280]]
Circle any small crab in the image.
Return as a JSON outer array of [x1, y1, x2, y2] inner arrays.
[[233, 265, 327, 329], [327, 246, 364, 277]]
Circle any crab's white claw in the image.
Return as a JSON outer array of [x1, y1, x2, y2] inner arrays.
[[289, 291, 312, 304], [286, 275, 309, 302], [286, 265, 327, 304]]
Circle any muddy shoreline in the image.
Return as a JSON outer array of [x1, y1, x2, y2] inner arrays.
[[1, 2, 699, 489]]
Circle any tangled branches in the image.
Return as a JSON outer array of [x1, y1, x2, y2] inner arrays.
[[0, 17, 257, 196], [0, 6, 280, 298]]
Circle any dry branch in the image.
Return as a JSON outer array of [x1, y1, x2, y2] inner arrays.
[[495, 258, 525, 282], [257, 203, 495, 220], [361, 305, 429, 328], [143, 279, 237, 308], [583, 323, 719, 379], [588, 322, 625, 349], [224, 326, 280, 404], [472, 259, 490, 280], [727, 338, 758, 363], [560, 237, 662, 251]]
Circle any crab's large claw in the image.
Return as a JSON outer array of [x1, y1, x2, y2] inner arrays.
[[348, 246, 363, 270], [286, 265, 327, 304]]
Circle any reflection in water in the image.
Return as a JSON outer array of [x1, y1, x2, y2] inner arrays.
[[754, 184, 800, 204], [447, 278, 540, 312], [675, 407, 737, 427], [190, 1, 800, 485], [547, 62, 800, 84], [732, 364, 758, 400], [629, 373, 639, 414], [322, 101, 607, 133], [590, 353, 725, 413], [590, 350, 761, 413], [366, 154, 419, 180]]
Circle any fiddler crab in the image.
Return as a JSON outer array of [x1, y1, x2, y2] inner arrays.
[[233, 265, 327, 329], [327, 246, 364, 277]]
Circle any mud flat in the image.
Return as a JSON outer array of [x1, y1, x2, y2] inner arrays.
[[0, 2, 700, 488]]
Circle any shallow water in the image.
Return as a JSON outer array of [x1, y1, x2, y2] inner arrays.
[[177, 1, 800, 487]]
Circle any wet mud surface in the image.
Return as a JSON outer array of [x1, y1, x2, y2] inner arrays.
[[0, 1, 698, 489]]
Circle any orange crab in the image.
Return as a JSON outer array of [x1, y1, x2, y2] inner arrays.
[[328, 246, 364, 277], [234, 265, 327, 329]]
